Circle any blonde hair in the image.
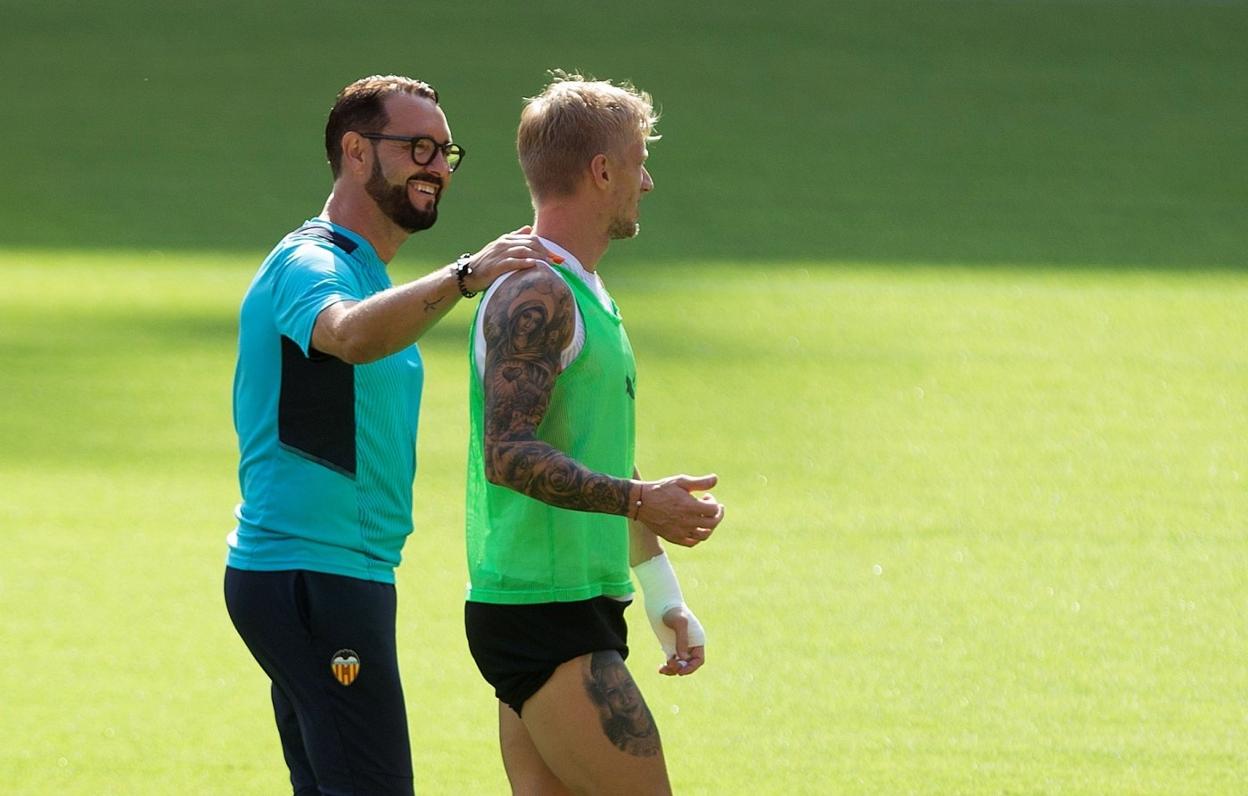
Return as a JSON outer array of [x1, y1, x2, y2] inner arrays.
[[517, 70, 659, 200]]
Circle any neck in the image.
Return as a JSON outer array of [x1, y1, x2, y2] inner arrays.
[[532, 201, 609, 272], [321, 187, 409, 264]]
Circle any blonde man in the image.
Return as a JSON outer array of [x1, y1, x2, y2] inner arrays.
[[463, 72, 725, 793]]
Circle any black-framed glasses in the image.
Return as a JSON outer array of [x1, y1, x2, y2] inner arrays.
[[359, 133, 466, 172]]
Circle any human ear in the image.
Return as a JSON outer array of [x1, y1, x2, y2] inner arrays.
[[590, 153, 611, 189], [341, 131, 370, 176]]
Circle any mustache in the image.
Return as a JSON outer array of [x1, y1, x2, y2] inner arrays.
[[407, 173, 444, 189]]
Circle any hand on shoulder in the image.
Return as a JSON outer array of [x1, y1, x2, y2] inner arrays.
[[464, 225, 563, 294]]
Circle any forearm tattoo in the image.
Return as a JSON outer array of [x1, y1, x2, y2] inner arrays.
[[423, 295, 445, 313], [584, 651, 661, 757], [481, 271, 631, 515]]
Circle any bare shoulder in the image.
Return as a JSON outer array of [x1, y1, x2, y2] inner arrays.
[[482, 265, 575, 358]]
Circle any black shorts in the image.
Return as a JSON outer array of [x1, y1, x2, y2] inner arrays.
[[224, 567, 413, 796], [465, 596, 631, 715]]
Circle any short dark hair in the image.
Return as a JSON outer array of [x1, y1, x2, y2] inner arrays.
[[325, 75, 439, 178]]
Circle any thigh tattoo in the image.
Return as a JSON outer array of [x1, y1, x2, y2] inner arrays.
[[584, 651, 661, 757]]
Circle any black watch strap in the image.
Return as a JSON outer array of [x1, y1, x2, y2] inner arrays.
[[454, 252, 478, 298]]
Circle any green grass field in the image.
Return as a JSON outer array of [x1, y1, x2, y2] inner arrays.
[[3, 0, 1246, 792], [1, 252, 1244, 793], [2, 0, 1244, 269]]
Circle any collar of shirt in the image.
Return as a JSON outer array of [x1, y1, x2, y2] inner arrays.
[[309, 216, 384, 270], [537, 236, 613, 312]]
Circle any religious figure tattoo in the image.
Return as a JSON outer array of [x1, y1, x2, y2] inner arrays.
[[481, 270, 632, 515], [584, 651, 661, 757]]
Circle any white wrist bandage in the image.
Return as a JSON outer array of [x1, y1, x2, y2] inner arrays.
[[632, 552, 705, 657]]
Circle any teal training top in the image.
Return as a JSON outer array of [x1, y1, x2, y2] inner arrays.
[[228, 218, 423, 583]]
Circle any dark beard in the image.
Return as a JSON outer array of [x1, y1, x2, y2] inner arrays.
[[365, 159, 439, 233]]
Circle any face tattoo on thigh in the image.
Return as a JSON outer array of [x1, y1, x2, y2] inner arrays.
[[584, 651, 660, 757]]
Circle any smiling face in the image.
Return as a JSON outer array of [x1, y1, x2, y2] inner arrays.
[[607, 134, 654, 240], [362, 93, 454, 233]]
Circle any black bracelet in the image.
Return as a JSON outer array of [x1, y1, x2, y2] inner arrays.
[[454, 252, 478, 298]]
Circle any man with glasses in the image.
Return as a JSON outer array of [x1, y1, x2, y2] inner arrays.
[[464, 72, 725, 794], [225, 74, 555, 795]]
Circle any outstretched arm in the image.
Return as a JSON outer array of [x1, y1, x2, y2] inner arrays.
[[312, 226, 554, 364]]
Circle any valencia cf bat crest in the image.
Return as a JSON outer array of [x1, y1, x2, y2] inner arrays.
[[331, 649, 361, 686]]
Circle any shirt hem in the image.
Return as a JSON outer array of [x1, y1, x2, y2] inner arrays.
[[226, 551, 395, 584], [467, 580, 634, 605]]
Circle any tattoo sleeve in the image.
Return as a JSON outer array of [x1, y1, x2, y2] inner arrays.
[[481, 270, 633, 515]]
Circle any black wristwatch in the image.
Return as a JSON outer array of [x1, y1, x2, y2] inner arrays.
[[454, 252, 478, 298]]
